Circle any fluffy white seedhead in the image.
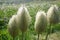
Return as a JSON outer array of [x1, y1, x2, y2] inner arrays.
[[8, 15, 18, 37], [8, 15, 16, 27], [47, 5, 59, 25], [35, 11, 47, 34], [16, 6, 31, 32]]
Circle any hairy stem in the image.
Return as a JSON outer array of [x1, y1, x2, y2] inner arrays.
[[38, 33, 39, 40], [13, 37, 15, 40], [45, 24, 51, 40], [22, 32, 24, 40]]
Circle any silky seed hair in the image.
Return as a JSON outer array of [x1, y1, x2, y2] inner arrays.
[[35, 11, 47, 33], [47, 5, 59, 25], [8, 15, 18, 38], [16, 6, 31, 32]]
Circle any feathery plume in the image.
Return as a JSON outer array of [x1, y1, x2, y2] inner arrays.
[[47, 5, 59, 24], [16, 6, 31, 32], [16, 6, 31, 40], [8, 15, 18, 38], [35, 11, 47, 33], [45, 5, 59, 40], [35, 11, 47, 40]]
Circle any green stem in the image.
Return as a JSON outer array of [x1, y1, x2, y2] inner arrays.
[[18, 38, 19, 40], [22, 32, 24, 40], [13, 37, 15, 40], [45, 24, 51, 40], [38, 33, 39, 40], [18, 36, 19, 40], [45, 31, 49, 40]]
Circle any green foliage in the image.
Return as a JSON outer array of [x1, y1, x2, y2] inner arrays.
[[0, 1, 60, 40]]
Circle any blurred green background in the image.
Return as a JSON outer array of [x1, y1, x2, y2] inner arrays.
[[0, 1, 60, 40]]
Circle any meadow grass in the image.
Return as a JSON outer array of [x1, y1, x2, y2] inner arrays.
[[0, 1, 60, 40]]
